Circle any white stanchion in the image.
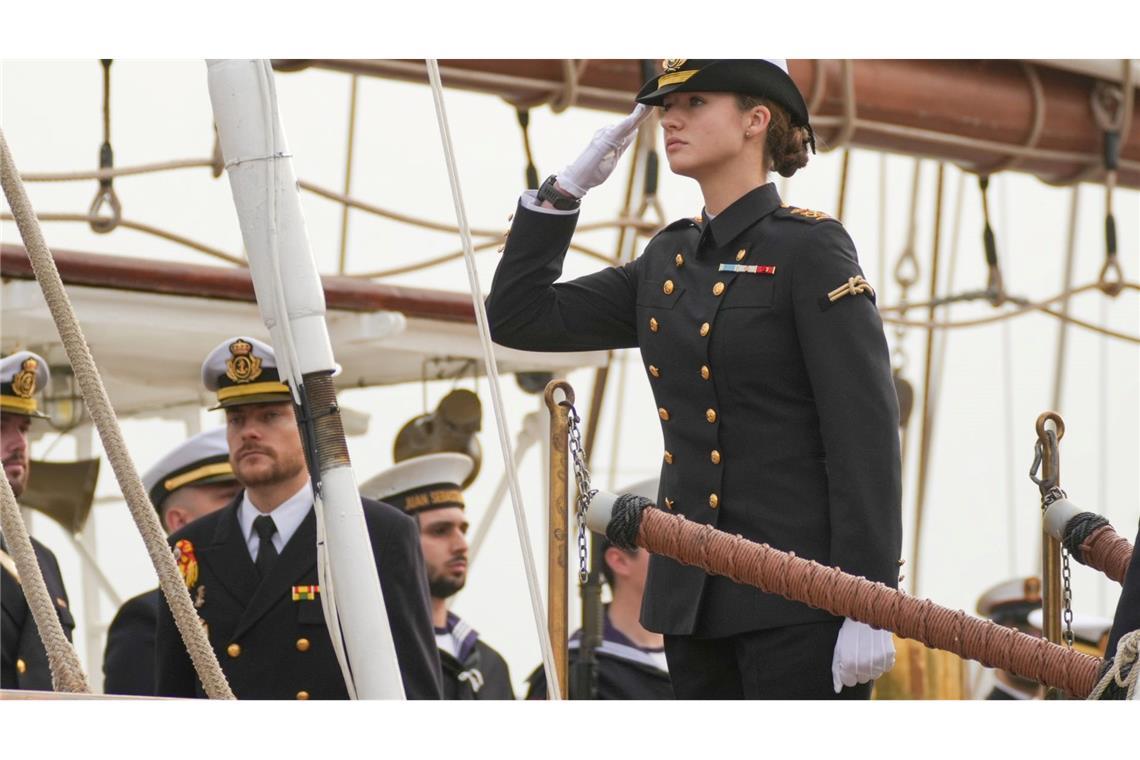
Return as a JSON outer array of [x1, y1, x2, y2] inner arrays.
[[205, 58, 404, 700]]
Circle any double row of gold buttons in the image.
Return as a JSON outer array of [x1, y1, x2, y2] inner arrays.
[[650, 248, 747, 511]]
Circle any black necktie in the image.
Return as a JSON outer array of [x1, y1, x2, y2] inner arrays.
[[253, 515, 279, 578]]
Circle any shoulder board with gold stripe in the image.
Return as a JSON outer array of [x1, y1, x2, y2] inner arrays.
[[776, 204, 835, 223]]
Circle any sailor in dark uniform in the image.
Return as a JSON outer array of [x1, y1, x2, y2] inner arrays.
[[487, 59, 902, 699], [976, 577, 1044, 700], [526, 535, 673, 700], [1, 351, 75, 692], [102, 427, 240, 695], [154, 336, 442, 699], [363, 453, 514, 700]]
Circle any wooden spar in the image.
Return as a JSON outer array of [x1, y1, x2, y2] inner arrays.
[[544, 380, 573, 700], [0, 243, 476, 323], [272, 59, 1140, 190]]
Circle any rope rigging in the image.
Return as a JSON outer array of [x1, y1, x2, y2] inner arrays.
[[1, 127, 235, 699]]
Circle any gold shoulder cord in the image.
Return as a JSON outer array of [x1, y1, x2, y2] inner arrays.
[[828, 275, 876, 303]]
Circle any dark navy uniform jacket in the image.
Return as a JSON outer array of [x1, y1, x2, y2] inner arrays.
[[103, 588, 160, 696], [488, 183, 902, 638], [155, 494, 443, 699], [525, 610, 674, 700], [1, 535, 74, 690]]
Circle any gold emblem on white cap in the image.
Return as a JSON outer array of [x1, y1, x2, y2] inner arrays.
[[225, 339, 263, 384], [11, 358, 38, 398]]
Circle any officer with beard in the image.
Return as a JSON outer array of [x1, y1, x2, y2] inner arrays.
[[1, 351, 74, 691], [154, 336, 441, 699], [364, 452, 514, 700]]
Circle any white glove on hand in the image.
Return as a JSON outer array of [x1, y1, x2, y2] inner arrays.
[[557, 104, 652, 198], [831, 618, 895, 693]]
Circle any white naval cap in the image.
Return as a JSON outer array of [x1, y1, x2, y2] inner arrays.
[[201, 336, 292, 410], [1026, 608, 1114, 656], [142, 427, 236, 511], [360, 452, 475, 514], [976, 576, 1042, 625], [1, 351, 51, 419]]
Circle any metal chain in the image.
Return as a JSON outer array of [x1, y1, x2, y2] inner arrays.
[[1029, 435, 1074, 647], [1061, 547, 1075, 648], [566, 404, 595, 585]]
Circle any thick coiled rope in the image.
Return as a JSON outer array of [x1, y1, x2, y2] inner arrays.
[[606, 497, 1102, 698]]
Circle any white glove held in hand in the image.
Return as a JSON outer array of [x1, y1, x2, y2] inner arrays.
[[557, 104, 652, 198], [831, 618, 895, 693]]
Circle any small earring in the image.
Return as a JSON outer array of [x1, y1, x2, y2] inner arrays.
[[744, 131, 751, 138]]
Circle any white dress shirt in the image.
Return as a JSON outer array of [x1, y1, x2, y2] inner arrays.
[[238, 481, 313, 562]]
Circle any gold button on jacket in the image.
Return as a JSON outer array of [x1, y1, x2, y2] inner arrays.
[[227, 643, 241, 658], [296, 638, 311, 652], [699, 322, 710, 337], [663, 280, 675, 295], [296, 690, 310, 700], [706, 408, 717, 423], [658, 407, 670, 421]]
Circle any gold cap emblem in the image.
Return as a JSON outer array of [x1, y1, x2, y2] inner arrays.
[[663, 59, 687, 73], [225, 339, 263, 384], [11, 359, 39, 398]]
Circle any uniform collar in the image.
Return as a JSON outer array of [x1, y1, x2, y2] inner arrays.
[[238, 480, 313, 550], [701, 182, 782, 250], [443, 611, 480, 664]]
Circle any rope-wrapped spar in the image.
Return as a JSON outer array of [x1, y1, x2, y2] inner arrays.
[[1044, 497, 1133, 584], [589, 492, 1103, 699]]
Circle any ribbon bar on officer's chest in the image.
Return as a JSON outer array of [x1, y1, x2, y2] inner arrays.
[[718, 264, 776, 275]]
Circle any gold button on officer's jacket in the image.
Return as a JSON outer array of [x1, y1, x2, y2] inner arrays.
[[713, 282, 725, 296], [16, 658, 26, 674], [736, 249, 747, 261], [296, 691, 310, 700], [227, 643, 241, 658], [296, 638, 311, 652], [663, 451, 673, 465], [675, 253, 685, 267], [700, 365, 711, 380], [658, 407, 670, 421], [706, 408, 717, 423], [709, 493, 719, 508], [663, 280, 675, 295], [710, 450, 721, 464], [664, 498, 674, 510], [649, 317, 659, 332], [649, 365, 660, 378], [699, 322, 710, 337]]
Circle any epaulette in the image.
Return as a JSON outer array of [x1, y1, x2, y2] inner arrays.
[[646, 214, 702, 246], [660, 214, 702, 233], [775, 203, 836, 224]]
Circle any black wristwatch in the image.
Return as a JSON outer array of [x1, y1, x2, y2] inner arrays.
[[536, 175, 582, 210]]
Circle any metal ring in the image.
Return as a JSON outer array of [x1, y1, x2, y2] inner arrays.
[[1035, 411, 1066, 443]]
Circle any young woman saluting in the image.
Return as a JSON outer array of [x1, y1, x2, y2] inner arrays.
[[488, 59, 902, 699]]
